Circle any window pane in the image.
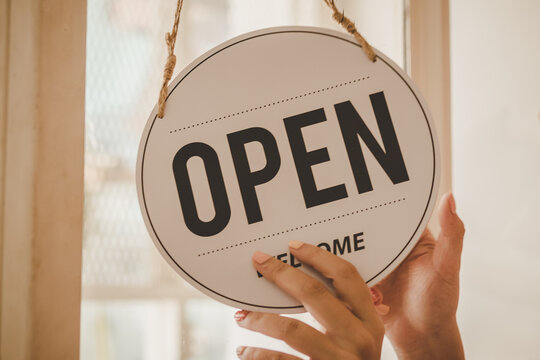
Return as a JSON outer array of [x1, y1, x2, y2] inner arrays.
[[82, 1, 405, 359], [451, 1, 540, 358]]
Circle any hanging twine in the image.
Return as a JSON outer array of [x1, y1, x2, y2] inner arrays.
[[157, 0, 184, 118], [157, 0, 375, 118], [322, 0, 376, 62]]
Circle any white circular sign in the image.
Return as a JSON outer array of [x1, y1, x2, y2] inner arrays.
[[137, 26, 439, 313]]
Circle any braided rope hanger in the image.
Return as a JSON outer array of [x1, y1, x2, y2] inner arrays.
[[157, 0, 376, 119], [157, 0, 184, 118], [322, 0, 377, 62]]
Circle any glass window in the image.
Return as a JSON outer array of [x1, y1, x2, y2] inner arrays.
[[451, 1, 540, 358], [81, 1, 405, 359]]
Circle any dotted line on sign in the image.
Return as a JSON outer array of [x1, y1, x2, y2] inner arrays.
[[169, 76, 370, 134], [197, 197, 405, 257]]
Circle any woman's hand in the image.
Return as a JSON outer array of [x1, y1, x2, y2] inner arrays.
[[234, 241, 385, 360], [374, 193, 465, 359]]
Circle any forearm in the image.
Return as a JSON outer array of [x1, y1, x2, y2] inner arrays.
[[392, 320, 464, 360]]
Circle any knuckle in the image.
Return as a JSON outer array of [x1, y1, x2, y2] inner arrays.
[[269, 353, 287, 360], [357, 327, 385, 359], [363, 337, 382, 359], [279, 319, 301, 338], [335, 261, 358, 279], [453, 217, 465, 238], [246, 347, 265, 359], [459, 220, 466, 237], [300, 279, 327, 298], [350, 328, 369, 345], [246, 311, 263, 324], [242, 347, 256, 359], [248, 348, 287, 360]]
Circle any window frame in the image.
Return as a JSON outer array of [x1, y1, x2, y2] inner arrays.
[[0, 0, 86, 358]]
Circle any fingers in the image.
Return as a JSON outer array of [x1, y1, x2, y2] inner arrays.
[[235, 310, 344, 358], [236, 346, 301, 360], [434, 192, 465, 279], [246, 249, 384, 359], [287, 241, 374, 321], [369, 286, 390, 316], [252, 252, 358, 334]]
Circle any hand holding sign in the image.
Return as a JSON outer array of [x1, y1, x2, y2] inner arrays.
[[235, 241, 385, 359], [375, 193, 465, 359], [234, 193, 465, 359], [137, 26, 440, 312]]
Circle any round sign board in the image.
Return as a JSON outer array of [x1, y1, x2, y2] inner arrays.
[[137, 26, 439, 313]]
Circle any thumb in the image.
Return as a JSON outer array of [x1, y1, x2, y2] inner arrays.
[[433, 192, 465, 280]]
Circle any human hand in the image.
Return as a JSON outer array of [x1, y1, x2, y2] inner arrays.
[[373, 192, 465, 359], [234, 241, 385, 360]]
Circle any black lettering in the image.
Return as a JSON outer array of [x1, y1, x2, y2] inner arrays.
[[335, 92, 409, 194], [333, 236, 351, 255], [354, 232, 365, 251], [290, 253, 302, 268], [172, 142, 231, 237], [277, 253, 288, 264], [318, 242, 331, 251], [284, 108, 348, 208], [227, 127, 281, 224]]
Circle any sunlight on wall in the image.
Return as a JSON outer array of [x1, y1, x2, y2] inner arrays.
[[451, 0, 540, 358]]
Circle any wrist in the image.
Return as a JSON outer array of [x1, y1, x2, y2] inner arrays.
[[392, 319, 464, 360]]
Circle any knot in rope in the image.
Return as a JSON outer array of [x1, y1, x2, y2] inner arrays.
[[157, 0, 375, 119], [157, 0, 184, 118]]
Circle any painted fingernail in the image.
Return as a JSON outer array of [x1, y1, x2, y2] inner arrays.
[[289, 240, 304, 250], [234, 310, 249, 322], [370, 287, 382, 305], [253, 251, 271, 264], [449, 193, 457, 215], [236, 346, 246, 357]]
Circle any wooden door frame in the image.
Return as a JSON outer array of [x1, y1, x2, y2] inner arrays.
[[409, 0, 452, 232], [0, 0, 86, 359]]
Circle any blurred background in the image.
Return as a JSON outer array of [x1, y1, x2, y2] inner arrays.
[[80, 0, 540, 359]]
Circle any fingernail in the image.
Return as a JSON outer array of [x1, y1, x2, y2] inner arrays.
[[234, 310, 249, 322], [253, 251, 271, 264], [449, 193, 457, 215], [289, 240, 304, 250], [370, 287, 382, 305], [375, 304, 390, 316], [371, 287, 389, 315], [236, 346, 246, 357]]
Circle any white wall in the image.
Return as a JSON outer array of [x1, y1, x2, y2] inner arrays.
[[451, 0, 540, 358]]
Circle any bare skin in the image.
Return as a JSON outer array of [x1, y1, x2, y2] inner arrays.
[[235, 192, 465, 359], [235, 242, 385, 359], [374, 192, 465, 359]]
